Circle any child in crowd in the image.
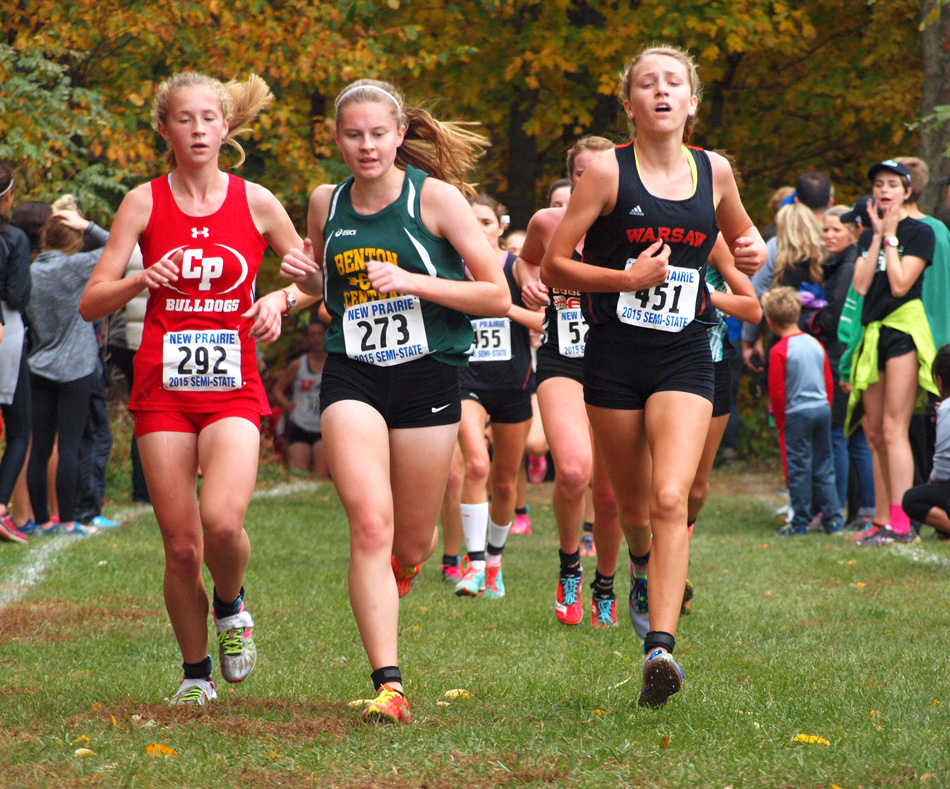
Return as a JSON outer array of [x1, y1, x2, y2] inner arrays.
[[763, 287, 843, 535], [902, 345, 950, 536]]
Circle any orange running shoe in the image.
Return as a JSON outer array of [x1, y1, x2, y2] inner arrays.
[[391, 555, 422, 599], [362, 683, 412, 724]]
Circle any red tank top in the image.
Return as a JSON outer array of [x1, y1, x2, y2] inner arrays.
[[130, 174, 270, 415]]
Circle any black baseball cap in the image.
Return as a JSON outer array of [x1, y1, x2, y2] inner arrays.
[[867, 159, 911, 184], [938, 175, 950, 187], [840, 196, 872, 228]]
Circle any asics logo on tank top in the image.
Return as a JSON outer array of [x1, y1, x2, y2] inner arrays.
[[191, 227, 210, 238], [629, 205, 645, 217], [334, 228, 357, 238]]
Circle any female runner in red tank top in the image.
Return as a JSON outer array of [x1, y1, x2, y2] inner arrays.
[[80, 72, 315, 705], [543, 46, 766, 707]]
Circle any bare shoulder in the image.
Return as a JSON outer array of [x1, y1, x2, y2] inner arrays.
[[115, 182, 154, 232], [705, 150, 736, 184], [419, 176, 467, 208], [310, 183, 337, 211], [245, 180, 284, 216], [528, 207, 566, 235]]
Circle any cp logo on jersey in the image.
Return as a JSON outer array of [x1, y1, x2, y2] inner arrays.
[[160, 243, 249, 296]]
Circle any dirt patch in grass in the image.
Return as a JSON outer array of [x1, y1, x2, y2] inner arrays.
[[77, 697, 354, 740], [0, 600, 162, 644]]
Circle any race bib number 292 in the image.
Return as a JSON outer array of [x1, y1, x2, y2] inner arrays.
[[163, 330, 242, 391]]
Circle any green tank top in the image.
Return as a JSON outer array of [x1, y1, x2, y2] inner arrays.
[[322, 166, 473, 367], [704, 265, 728, 363]]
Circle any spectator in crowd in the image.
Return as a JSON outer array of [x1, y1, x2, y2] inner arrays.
[[762, 286, 842, 535], [760, 185, 795, 242], [0, 166, 32, 544]]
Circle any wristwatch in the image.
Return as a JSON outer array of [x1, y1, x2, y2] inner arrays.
[[883, 236, 899, 247], [282, 289, 297, 314]]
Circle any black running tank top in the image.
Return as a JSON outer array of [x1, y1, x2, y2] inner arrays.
[[582, 144, 718, 337]]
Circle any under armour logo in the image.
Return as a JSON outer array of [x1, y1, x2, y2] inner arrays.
[[629, 205, 644, 217], [191, 227, 210, 238]]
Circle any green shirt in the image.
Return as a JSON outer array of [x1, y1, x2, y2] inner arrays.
[[322, 166, 473, 367], [919, 214, 950, 349]]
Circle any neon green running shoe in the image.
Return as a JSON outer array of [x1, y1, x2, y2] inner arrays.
[[214, 608, 257, 683], [170, 677, 217, 706]]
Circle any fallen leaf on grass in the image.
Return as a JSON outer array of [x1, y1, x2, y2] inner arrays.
[[660, 736, 669, 749], [932, 700, 941, 707], [145, 743, 177, 757], [74, 748, 96, 757], [921, 773, 936, 783], [347, 699, 374, 707], [593, 709, 605, 715], [444, 688, 472, 699], [792, 734, 830, 745], [850, 582, 866, 589], [757, 543, 769, 549], [72, 735, 90, 743], [89, 702, 101, 712], [111, 715, 118, 727]]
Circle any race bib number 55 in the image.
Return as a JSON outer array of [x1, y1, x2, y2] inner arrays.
[[616, 263, 698, 332], [343, 295, 430, 366], [163, 330, 242, 391]]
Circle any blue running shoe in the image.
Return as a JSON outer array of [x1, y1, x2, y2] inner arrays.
[[90, 515, 121, 528], [61, 522, 89, 537], [18, 520, 41, 536], [638, 649, 684, 708], [628, 564, 649, 640], [777, 524, 809, 536]]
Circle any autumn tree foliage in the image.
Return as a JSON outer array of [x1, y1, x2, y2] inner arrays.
[[1, 0, 928, 243]]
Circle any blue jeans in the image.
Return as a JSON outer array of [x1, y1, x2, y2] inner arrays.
[[831, 424, 875, 514], [785, 405, 842, 528]]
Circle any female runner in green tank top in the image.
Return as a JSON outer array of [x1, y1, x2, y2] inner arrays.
[[281, 79, 509, 724]]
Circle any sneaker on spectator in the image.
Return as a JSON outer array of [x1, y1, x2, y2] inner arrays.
[[527, 454, 548, 485], [90, 515, 121, 528], [0, 515, 27, 544]]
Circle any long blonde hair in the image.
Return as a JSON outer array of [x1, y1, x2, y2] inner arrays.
[[774, 202, 826, 285], [152, 72, 274, 169], [333, 79, 489, 198]]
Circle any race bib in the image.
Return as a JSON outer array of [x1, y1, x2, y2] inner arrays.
[[470, 317, 512, 362], [163, 329, 242, 391], [556, 308, 588, 357], [343, 295, 430, 366], [616, 264, 698, 333]]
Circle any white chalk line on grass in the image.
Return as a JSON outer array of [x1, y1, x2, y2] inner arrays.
[[0, 479, 322, 610]]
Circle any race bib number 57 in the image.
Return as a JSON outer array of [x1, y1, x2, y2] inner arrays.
[[616, 263, 698, 332], [163, 330, 242, 391]]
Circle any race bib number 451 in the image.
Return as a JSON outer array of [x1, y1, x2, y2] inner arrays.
[[343, 295, 430, 366], [616, 263, 698, 332], [163, 330, 242, 391]]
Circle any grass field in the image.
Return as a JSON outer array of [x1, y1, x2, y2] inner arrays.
[[1, 463, 949, 789]]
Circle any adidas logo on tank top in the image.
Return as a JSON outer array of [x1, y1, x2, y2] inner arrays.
[[629, 205, 644, 216]]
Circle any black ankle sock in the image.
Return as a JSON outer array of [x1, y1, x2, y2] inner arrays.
[[370, 665, 403, 693], [582, 520, 594, 534], [183, 655, 213, 680], [515, 505, 529, 516], [629, 549, 650, 567], [559, 548, 581, 574], [591, 570, 615, 598], [213, 586, 244, 619], [467, 550, 486, 563], [487, 542, 504, 557], [644, 630, 676, 655], [441, 553, 460, 567]]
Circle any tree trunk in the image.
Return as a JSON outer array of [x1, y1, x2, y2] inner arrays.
[[506, 87, 540, 230], [919, 0, 950, 212]]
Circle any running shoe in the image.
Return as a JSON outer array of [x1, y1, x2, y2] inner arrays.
[[638, 648, 684, 708], [681, 578, 694, 617], [441, 562, 463, 583], [61, 522, 89, 537], [527, 454, 548, 484], [579, 532, 597, 557], [591, 592, 617, 628], [628, 566, 648, 640], [824, 518, 844, 535], [170, 677, 217, 706], [856, 526, 920, 547], [391, 555, 422, 598], [17, 520, 41, 537], [846, 522, 884, 542], [90, 515, 121, 528], [555, 569, 583, 625], [0, 515, 27, 544], [214, 607, 257, 683], [483, 565, 505, 599], [777, 524, 809, 536], [511, 512, 533, 535], [455, 564, 486, 596], [361, 683, 411, 724]]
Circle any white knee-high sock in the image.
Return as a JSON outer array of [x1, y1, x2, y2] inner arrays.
[[461, 502, 489, 569]]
